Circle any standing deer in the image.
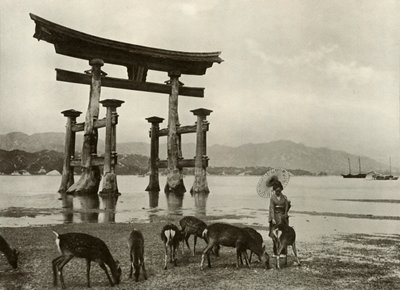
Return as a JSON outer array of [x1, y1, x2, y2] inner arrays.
[[179, 216, 208, 256], [52, 231, 121, 288], [160, 224, 182, 270], [128, 229, 147, 282], [200, 223, 270, 270], [271, 223, 300, 269], [0, 234, 19, 269]]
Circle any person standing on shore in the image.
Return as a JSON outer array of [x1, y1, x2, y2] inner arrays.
[[268, 180, 290, 255]]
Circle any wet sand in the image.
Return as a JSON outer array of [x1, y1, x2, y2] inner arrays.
[[1, 214, 399, 290]]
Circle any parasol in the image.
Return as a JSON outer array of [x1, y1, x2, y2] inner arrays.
[[256, 168, 290, 198]]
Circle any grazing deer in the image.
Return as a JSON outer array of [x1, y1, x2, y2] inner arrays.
[[179, 216, 208, 256], [128, 229, 147, 282], [271, 223, 300, 269], [0, 234, 19, 269], [52, 231, 121, 288], [200, 223, 270, 270], [160, 224, 183, 270], [242, 227, 263, 264]]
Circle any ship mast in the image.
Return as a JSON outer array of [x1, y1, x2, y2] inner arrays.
[[348, 157, 352, 174]]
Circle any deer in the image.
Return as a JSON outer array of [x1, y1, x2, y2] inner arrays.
[[200, 223, 270, 270], [242, 227, 263, 264], [128, 229, 147, 282], [160, 223, 183, 270], [179, 216, 208, 256], [271, 223, 301, 269], [0, 234, 19, 269], [52, 231, 121, 289]]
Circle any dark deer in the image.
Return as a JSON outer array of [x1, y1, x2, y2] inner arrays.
[[0, 234, 19, 269], [271, 223, 300, 269], [200, 223, 270, 270], [128, 229, 147, 282], [242, 227, 263, 264], [179, 216, 208, 256], [52, 231, 121, 288], [160, 224, 183, 270]]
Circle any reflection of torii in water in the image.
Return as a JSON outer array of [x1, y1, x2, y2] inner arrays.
[[30, 14, 223, 218]]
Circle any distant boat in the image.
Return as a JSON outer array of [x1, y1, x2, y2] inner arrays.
[[342, 157, 366, 178], [367, 157, 399, 180]]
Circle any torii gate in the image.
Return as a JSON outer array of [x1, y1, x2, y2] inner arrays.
[[30, 14, 222, 214]]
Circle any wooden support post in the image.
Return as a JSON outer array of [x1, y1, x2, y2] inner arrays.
[[145, 116, 164, 208], [67, 59, 106, 221], [99, 99, 124, 222], [59, 109, 81, 222], [165, 71, 186, 210], [190, 108, 212, 212], [59, 109, 81, 193]]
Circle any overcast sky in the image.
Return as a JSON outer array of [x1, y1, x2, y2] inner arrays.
[[0, 0, 399, 165]]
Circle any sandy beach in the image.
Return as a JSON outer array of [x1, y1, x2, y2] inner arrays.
[[1, 214, 399, 290]]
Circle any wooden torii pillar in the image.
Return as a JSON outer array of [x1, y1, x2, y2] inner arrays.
[[164, 71, 186, 209], [145, 116, 164, 208], [190, 108, 212, 211]]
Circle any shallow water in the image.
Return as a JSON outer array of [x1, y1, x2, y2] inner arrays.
[[0, 175, 400, 239]]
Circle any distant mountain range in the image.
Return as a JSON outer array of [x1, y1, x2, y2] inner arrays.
[[0, 132, 395, 175]]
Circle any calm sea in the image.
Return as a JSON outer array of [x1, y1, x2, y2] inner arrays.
[[0, 175, 399, 239]]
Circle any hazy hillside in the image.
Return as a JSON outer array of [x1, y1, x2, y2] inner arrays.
[[0, 132, 394, 175]]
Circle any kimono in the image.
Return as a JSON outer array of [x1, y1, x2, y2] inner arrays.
[[268, 193, 290, 255], [269, 193, 289, 225]]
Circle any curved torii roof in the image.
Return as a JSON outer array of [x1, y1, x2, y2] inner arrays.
[[30, 13, 223, 76]]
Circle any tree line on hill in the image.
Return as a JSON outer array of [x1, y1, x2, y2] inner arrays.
[[0, 149, 323, 176]]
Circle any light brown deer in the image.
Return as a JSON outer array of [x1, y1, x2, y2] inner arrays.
[[52, 231, 121, 288]]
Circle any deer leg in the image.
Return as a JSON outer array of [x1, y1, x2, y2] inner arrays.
[[285, 246, 288, 266], [164, 244, 168, 270], [185, 234, 191, 251], [129, 250, 133, 278], [169, 245, 173, 263], [141, 257, 148, 280], [86, 259, 91, 288], [276, 244, 286, 270], [249, 251, 253, 264], [292, 242, 301, 266], [213, 244, 220, 257], [173, 245, 178, 266], [134, 258, 140, 282], [200, 243, 213, 270], [193, 236, 197, 256], [243, 250, 251, 268], [99, 262, 114, 287], [236, 248, 242, 268], [57, 255, 73, 289], [52, 255, 64, 286]]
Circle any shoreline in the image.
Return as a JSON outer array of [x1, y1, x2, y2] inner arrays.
[[1, 215, 399, 289]]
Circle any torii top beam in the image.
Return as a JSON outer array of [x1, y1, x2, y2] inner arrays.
[[29, 13, 223, 76]]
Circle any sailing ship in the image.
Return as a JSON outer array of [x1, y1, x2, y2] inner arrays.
[[342, 157, 366, 178], [367, 157, 399, 180]]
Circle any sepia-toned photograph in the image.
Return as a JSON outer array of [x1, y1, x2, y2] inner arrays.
[[0, 1, 399, 289]]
